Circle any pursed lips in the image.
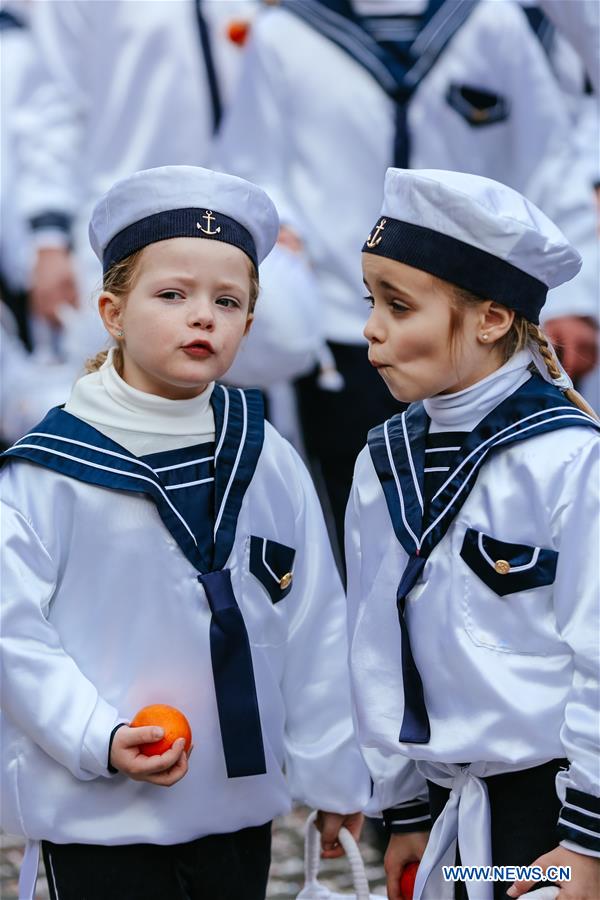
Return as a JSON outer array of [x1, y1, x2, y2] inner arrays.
[[181, 340, 215, 356]]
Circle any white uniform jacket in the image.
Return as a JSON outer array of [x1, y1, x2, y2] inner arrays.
[[1, 385, 370, 846], [14, 0, 256, 300], [217, 0, 598, 343], [346, 374, 600, 893]]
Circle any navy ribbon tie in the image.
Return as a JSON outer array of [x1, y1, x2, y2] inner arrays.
[[396, 554, 430, 744], [198, 569, 267, 778]]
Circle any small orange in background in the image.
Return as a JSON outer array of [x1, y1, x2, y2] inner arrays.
[[226, 19, 250, 46], [130, 704, 192, 757]]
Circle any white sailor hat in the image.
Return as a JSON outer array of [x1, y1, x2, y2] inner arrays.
[[362, 168, 582, 324], [89, 165, 279, 274]]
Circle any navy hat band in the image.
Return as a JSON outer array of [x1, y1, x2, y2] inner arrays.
[[103, 208, 258, 273], [362, 217, 547, 324]]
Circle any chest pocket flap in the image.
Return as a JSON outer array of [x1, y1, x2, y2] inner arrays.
[[446, 83, 510, 127], [460, 528, 558, 596], [249, 535, 296, 604]]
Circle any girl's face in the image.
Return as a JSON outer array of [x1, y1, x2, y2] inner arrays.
[[100, 238, 253, 399], [362, 254, 506, 403]]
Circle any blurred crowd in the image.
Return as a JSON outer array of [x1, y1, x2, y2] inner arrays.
[[1, 0, 598, 556]]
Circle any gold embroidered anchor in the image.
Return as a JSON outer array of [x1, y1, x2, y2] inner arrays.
[[366, 218, 386, 248], [197, 210, 221, 236]]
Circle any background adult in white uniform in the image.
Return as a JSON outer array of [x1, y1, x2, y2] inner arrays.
[[1, 0, 35, 345], [14, 0, 258, 364], [217, 0, 599, 555]]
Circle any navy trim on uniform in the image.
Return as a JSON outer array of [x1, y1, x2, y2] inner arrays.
[[29, 211, 73, 237], [423, 430, 465, 507], [107, 723, 128, 775], [421, 377, 600, 556], [249, 536, 296, 604], [142, 441, 215, 560], [460, 528, 558, 596], [368, 402, 427, 556], [103, 208, 257, 272], [2, 406, 206, 570], [382, 800, 432, 834], [362, 217, 547, 322], [396, 553, 429, 742], [195, 0, 223, 132], [557, 788, 600, 854], [446, 83, 510, 128], [211, 385, 265, 571], [523, 6, 555, 57], [0, 9, 25, 30], [198, 569, 267, 777], [282, 0, 479, 167]]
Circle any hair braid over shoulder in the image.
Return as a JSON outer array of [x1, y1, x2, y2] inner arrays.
[[526, 323, 599, 421]]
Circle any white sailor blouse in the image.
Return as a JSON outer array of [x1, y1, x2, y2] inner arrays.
[[345, 374, 600, 868], [0, 385, 370, 846]]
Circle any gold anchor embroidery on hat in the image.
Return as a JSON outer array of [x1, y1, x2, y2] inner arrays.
[[366, 218, 386, 248], [197, 211, 221, 236]]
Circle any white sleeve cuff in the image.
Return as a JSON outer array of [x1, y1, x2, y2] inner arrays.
[[80, 697, 121, 778]]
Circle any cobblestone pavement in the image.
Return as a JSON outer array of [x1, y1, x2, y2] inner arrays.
[[1, 810, 387, 899]]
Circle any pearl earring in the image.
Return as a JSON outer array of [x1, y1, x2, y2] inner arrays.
[[481, 333, 489, 341]]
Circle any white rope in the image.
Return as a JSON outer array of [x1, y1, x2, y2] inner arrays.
[[298, 810, 382, 900]]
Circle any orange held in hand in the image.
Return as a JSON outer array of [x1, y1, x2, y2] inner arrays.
[[400, 862, 419, 900], [130, 704, 192, 757]]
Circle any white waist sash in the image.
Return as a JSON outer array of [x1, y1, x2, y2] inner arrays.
[[412, 760, 551, 900]]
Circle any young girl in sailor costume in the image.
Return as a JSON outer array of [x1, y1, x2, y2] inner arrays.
[[345, 168, 600, 900], [0, 165, 369, 900]]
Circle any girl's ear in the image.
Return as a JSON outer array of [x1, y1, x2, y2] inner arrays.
[[98, 292, 123, 339], [243, 312, 255, 337], [478, 301, 514, 345]]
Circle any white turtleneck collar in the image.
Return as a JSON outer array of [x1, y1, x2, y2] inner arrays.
[[423, 349, 533, 433], [65, 349, 216, 456]]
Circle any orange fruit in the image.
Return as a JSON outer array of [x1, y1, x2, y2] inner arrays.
[[227, 19, 250, 46], [130, 704, 192, 757]]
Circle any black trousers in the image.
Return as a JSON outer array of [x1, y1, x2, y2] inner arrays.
[[427, 759, 566, 900], [296, 341, 403, 564], [42, 822, 272, 900]]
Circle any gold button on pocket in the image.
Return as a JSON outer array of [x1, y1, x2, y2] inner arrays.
[[279, 572, 293, 590], [494, 559, 511, 575]]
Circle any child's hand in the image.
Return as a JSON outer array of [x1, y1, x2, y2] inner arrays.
[[507, 845, 600, 899], [315, 809, 364, 859], [385, 830, 429, 900], [110, 725, 190, 786]]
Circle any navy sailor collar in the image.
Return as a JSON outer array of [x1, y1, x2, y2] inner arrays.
[[281, 0, 479, 101], [368, 374, 600, 558], [2, 384, 264, 575]]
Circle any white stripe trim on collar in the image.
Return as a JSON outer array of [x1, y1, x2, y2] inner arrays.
[[422, 410, 595, 545], [299, 0, 398, 91], [214, 384, 229, 462], [384, 417, 420, 549], [15, 443, 198, 547], [154, 455, 214, 473], [402, 411, 424, 513], [213, 388, 248, 538]]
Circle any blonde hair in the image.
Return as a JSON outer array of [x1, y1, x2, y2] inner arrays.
[[446, 282, 599, 420], [85, 247, 260, 374]]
